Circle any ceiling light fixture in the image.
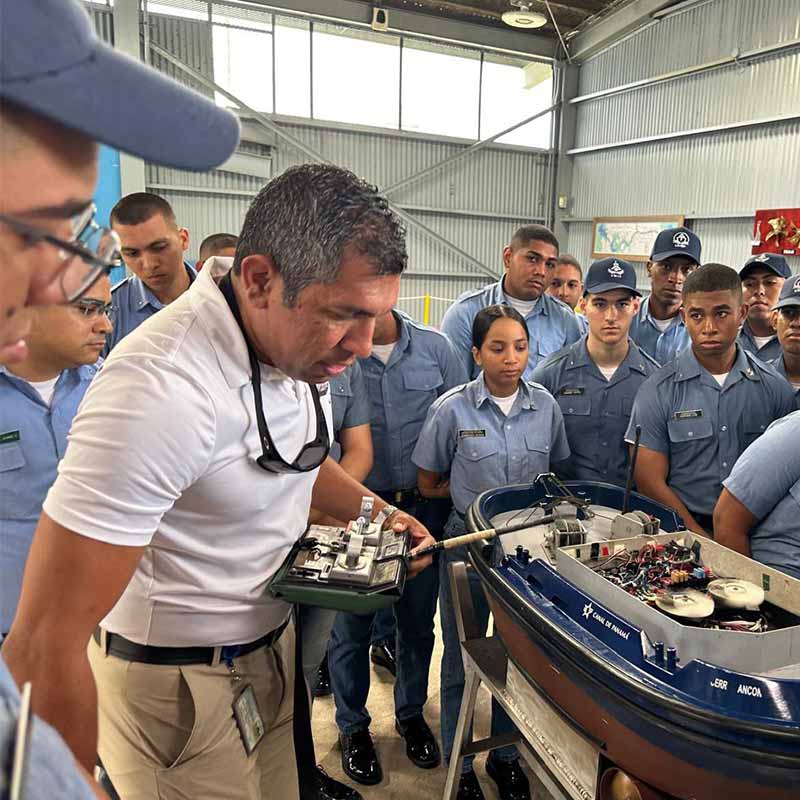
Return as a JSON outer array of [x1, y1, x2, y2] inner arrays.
[[502, 1, 548, 29]]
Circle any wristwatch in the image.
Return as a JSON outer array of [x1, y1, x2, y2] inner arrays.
[[374, 504, 399, 528]]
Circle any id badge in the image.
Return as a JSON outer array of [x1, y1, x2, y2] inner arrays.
[[232, 683, 265, 756]]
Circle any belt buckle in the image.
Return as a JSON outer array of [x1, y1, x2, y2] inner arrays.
[[394, 490, 403, 504]]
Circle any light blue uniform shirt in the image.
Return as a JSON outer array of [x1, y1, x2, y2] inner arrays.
[[626, 346, 796, 516], [412, 374, 570, 515], [768, 355, 800, 408], [738, 320, 782, 362], [328, 361, 370, 462], [440, 278, 583, 381], [0, 654, 97, 799], [104, 262, 196, 354], [0, 363, 100, 632], [532, 337, 659, 487], [360, 313, 467, 493], [628, 296, 689, 366], [723, 411, 800, 580]]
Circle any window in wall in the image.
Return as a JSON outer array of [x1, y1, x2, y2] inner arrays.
[[311, 24, 400, 129], [274, 15, 311, 118], [480, 55, 553, 149], [212, 23, 273, 112], [401, 40, 480, 139], [145, 0, 208, 21]]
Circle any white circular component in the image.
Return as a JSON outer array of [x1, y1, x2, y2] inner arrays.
[[655, 589, 715, 618], [708, 578, 765, 609], [501, 10, 548, 29]]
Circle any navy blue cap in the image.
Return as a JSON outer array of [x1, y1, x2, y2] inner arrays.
[[0, 0, 240, 170], [740, 253, 792, 280], [650, 227, 702, 264], [584, 258, 641, 297], [772, 274, 800, 310]]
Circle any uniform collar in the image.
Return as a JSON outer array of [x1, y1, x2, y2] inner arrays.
[[370, 311, 411, 369], [672, 344, 759, 385], [638, 296, 683, 330], [497, 277, 549, 319], [0, 360, 99, 400], [134, 262, 196, 311], [563, 336, 651, 377], [471, 372, 536, 412]]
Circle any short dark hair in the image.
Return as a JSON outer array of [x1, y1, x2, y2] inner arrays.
[[556, 254, 582, 278], [234, 164, 406, 306], [510, 224, 559, 253], [110, 192, 177, 228], [199, 233, 238, 262], [682, 262, 742, 301], [472, 304, 529, 349]]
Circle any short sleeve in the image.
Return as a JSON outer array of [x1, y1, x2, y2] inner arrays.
[[340, 361, 371, 430], [437, 335, 470, 394], [43, 355, 216, 546], [441, 302, 477, 382], [549, 401, 571, 463], [723, 413, 800, 520], [626, 375, 669, 454], [411, 397, 457, 474]]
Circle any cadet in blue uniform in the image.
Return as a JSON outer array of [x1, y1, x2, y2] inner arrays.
[[533, 258, 659, 486], [441, 224, 582, 380], [547, 254, 589, 334], [330, 310, 466, 789], [738, 253, 791, 362], [627, 263, 796, 535], [414, 304, 569, 800], [768, 274, 800, 405], [105, 192, 195, 354], [0, 275, 111, 634], [715, 410, 800, 580], [629, 226, 702, 365]]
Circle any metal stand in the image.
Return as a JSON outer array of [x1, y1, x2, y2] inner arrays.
[[443, 561, 574, 800]]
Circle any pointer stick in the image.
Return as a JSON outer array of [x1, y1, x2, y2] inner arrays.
[[409, 514, 556, 561], [621, 424, 641, 516]]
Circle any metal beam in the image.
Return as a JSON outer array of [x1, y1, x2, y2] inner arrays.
[[569, 0, 673, 62], [245, 0, 557, 59], [148, 41, 497, 279], [552, 63, 579, 247]]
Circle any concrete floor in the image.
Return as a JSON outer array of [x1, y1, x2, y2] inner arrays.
[[311, 610, 545, 800]]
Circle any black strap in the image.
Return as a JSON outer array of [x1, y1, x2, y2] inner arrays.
[[292, 606, 318, 799]]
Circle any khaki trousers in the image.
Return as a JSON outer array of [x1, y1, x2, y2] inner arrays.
[[88, 622, 300, 800]]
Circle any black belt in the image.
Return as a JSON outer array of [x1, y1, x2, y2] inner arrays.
[[377, 487, 419, 509], [93, 618, 289, 666]]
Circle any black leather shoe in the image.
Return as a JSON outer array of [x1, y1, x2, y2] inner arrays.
[[339, 729, 383, 786], [312, 654, 332, 698], [370, 640, 396, 677], [486, 757, 531, 800], [457, 769, 486, 800], [395, 715, 441, 769], [316, 765, 363, 800]]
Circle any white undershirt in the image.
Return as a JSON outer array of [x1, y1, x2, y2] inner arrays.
[[371, 342, 396, 365], [791, 380, 800, 390], [752, 334, 776, 350], [29, 376, 59, 406], [712, 372, 729, 387], [490, 388, 519, 416], [650, 315, 675, 333], [597, 365, 618, 381], [505, 296, 538, 318]]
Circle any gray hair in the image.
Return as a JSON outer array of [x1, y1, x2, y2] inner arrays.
[[234, 164, 407, 305]]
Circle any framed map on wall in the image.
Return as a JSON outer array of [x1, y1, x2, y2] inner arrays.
[[592, 216, 685, 262]]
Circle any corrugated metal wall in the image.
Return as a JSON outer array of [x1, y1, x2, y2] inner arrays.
[[567, 0, 800, 274]]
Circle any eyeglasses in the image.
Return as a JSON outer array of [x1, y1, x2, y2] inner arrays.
[[0, 204, 120, 302], [218, 272, 330, 474], [72, 299, 115, 322]]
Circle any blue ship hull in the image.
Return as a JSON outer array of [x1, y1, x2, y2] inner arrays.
[[467, 481, 800, 800]]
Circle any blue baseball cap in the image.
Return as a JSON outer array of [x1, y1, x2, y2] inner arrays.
[[740, 253, 792, 280], [650, 227, 702, 264], [0, 0, 240, 170], [584, 257, 641, 297], [772, 274, 800, 310]]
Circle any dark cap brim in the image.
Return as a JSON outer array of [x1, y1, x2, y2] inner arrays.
[[773, 297, 800, 310], [584, 283, 641, 297], [2, 41, 240, 170], [740, 263, 791, 280], [651, 249, 700, 263]]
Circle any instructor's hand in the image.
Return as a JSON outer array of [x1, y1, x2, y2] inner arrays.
[[385, 511, 435, 577]]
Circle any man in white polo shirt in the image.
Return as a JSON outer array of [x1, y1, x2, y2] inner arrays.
[[2, 164, 435, 800]]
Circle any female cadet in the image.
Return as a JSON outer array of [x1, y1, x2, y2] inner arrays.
[[412, 304, 570, 800]]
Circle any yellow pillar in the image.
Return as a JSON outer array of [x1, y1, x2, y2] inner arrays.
[[423, 294, 431, 325]]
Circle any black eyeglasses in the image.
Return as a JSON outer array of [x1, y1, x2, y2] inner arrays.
[[0, 204, 120, 302], [218, 272, 330, 474]]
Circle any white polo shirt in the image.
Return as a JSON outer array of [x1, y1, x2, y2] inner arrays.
[[43, 258, 333, 647]]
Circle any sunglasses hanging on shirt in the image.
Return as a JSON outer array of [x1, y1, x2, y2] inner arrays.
[[218, 270, 330, 474]]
